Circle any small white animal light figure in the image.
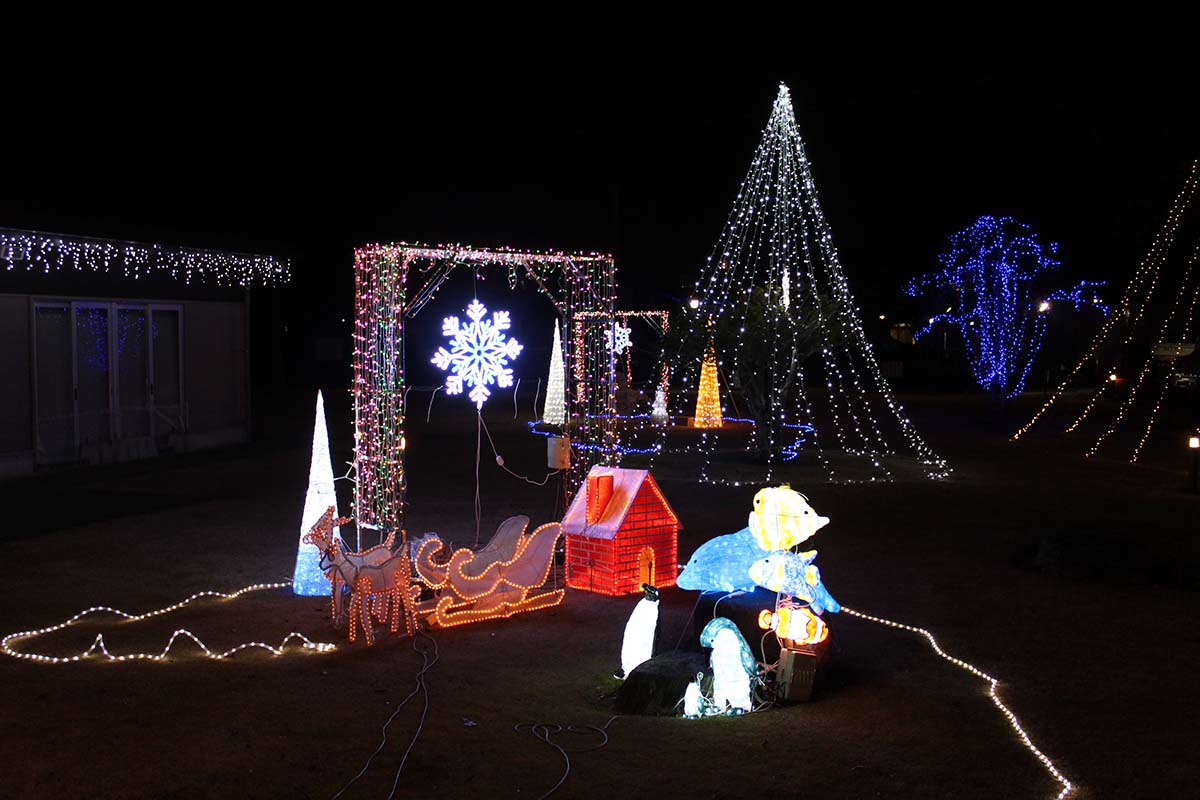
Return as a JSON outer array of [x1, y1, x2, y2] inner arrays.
[[699, 618, 757, 715], [682, 672, 706, 718], [618, 584, 660, 679]]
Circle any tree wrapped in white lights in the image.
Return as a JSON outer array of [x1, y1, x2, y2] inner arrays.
[[660, 83, 950, 481], [543, 321, 567, 425], [1013, 160, 1200, 462]]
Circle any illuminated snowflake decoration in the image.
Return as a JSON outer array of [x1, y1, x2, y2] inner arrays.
[[605, 322, 633, 354], [432, 300, 523, 410]]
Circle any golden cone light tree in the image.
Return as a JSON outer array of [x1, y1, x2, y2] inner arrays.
[[693, 346, 723, 428]]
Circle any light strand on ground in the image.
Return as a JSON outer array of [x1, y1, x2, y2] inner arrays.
[[1, 581, 335, 664], [842, 606, 1072, 800]]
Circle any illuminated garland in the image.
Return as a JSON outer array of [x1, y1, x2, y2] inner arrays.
[[354, 243, 617, 536], [906, 216, 1106, 399], [843, 607, 1072, 800], [1012, 161, 1200, 460], [1, 581, 335, 664], [571, 309, 670, 423], [1, 227, 289, 287], [656, 84, 950, 482]]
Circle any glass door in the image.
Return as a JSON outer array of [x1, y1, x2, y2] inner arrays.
[[33, 303, 75, 462], [116, 306, 151, 439], [149, 306, 183, 447], [74, 302, 113, 452]]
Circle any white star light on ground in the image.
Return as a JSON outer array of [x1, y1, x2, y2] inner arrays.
[[431, 300, 523, 409]]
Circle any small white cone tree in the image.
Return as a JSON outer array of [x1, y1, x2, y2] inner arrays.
[[543, 321, 567, 425], [292, 390, 340, 596]]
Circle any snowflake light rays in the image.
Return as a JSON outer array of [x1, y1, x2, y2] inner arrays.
[[431, 299, 523, 409]]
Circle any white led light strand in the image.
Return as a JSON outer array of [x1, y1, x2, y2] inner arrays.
[[1086, 240, 1200, 459], [657, 84, 949, 482], [0, 227, 290, 287], [843, 606, 1073, 800], [1014, 162, 1199, 442], [1, 581, 336, 664]]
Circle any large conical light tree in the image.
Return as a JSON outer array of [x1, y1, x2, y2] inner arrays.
[[543, 321, 567, 425], [661, 83, 950, 482], [1013, 160, 1200, 462], [293, 390, 340, 596]]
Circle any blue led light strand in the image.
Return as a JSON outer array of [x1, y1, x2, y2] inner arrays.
[[907, 216, 1105, 399]]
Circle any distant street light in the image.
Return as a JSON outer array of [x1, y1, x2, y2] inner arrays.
[[1038, 300, 1051, 313], [1190, 435, 1200, 493], [688, 298, 701, 310]]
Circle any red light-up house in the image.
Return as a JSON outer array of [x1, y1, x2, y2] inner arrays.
[[562, 466, 680, 595]]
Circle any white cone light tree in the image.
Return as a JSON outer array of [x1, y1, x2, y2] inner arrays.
[[292, 390, 340, 596]]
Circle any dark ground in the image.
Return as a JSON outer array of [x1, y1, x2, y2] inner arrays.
[[0, 391, 1196, 799]]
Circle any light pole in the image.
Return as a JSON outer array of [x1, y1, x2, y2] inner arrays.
[[1189, 435, 1199, 494]]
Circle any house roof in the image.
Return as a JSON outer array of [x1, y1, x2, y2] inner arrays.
[[562, 465, 679, 540]]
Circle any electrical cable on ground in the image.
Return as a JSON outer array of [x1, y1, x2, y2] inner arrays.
[[514, 716, 618, 800], [330, 630, 440, 800]]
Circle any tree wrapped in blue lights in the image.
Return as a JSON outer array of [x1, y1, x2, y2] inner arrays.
[[906, 215, 1105, 398]]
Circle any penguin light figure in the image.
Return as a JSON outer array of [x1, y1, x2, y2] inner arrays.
[[682, 672, 706, 718], [699, 618, 758, 715], [618, 584, 660, 679]]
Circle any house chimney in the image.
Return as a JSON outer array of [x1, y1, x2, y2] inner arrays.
[[586, 473, 615, 524]]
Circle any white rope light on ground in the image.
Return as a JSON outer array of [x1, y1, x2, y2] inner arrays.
[[1, 581, 336, 664], [843, 606, 1072, 799]]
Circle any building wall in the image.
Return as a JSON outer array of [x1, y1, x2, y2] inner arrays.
[[182, 300, 249, 450], [0, 293, 249, 477], [0, 296, 33, 476]]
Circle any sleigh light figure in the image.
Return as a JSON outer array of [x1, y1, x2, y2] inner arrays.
[[411, 516, 565, 627]]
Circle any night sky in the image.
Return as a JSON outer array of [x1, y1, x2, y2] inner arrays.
[[2, 5, 1195, 345]]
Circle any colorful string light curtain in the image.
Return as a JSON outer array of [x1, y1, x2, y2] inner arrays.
[[658, 84, 949, 482], [1013, 160, 1200, 462], [352, 243, 617, 539]]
